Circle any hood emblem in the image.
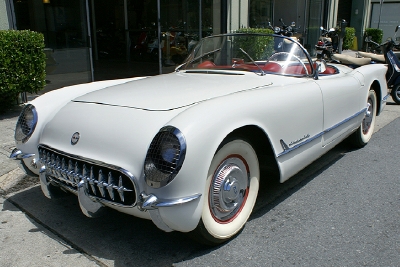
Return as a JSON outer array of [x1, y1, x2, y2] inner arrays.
[[71, 132, 80, 145]]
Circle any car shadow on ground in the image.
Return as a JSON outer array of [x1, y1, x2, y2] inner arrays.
[[252, 142, 348, 219], [2, 142, 352, 267]]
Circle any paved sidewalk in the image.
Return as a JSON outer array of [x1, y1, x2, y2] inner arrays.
[[0, 196, 101, 267], [0, 107, 25, 197], [0, 106, 103, 266]]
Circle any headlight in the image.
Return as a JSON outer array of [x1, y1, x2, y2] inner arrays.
[[15, 104, 38, 143], [144, 126, 186, 188]]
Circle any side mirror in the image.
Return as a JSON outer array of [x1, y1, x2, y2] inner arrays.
[[396, 25, 400, 32], [320, 26, 324, 31]]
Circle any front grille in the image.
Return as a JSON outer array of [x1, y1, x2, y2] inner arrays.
[[38, 145, 137, 206]]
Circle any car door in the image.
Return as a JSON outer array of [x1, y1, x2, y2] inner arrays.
[[315, 73, 364, 146]]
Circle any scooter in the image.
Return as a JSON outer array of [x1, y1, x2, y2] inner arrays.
[[315, 26, 338, 61], [269, 19, 299, 52], [382, 25, 400, 104], [333, 26, 400, 104]]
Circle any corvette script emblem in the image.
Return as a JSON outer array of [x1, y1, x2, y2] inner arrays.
[[71, 132, 80, 145]]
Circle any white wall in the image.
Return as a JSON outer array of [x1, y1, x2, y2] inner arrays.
[[0, 0, 10, 29], [227, 0, 249, 32]]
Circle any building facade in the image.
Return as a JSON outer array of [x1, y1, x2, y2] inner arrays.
[[1, 0, 397, 90]]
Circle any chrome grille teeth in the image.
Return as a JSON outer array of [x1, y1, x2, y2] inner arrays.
[[61, 158, 67, 179], [118, 177, 125, 202], [82, 164, 89, 188], [74, 162, 81, 184], [89, 166, 96, 194], [67, 159, 74, 183], [50, 154, 56, 176], [38, 146, 136, 206], [46, 152, 51, 166], [97, 169, 106, 198], [107, 172, 115, 201], [55, 156, 61, 177]]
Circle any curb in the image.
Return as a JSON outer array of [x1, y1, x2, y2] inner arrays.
[[0, 168, 27, 193]]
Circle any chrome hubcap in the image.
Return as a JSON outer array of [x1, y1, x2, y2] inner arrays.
[[210, 157, 249, 222], [363, 101, 373, 134]]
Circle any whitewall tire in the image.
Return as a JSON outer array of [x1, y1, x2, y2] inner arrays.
[[351, 89, 377, 148], [191, 139, 260, 245]]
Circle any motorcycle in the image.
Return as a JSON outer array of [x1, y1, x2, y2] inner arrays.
[[315, 26, 338, 61]]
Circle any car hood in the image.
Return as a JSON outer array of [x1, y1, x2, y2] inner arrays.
[[73, 71, 273, 111]]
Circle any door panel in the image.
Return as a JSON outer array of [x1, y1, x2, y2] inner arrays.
[[316, 76, 363, 146]]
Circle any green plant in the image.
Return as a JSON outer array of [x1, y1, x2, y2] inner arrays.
[[363, 28, 383, 51], [342, 27, 355, 50], [364, 28, 383, 44], [234, 28, 275, 60], [0, 30, 46, 113]]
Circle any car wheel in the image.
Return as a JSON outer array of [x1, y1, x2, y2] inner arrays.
[[190, 139, 260, 245], [391, 84, 400, 104], [350, 89, 377, 148]]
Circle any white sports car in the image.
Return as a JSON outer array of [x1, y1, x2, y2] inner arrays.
[[11, 33, 388, 245]]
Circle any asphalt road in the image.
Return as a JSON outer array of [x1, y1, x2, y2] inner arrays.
[[1, 100, 399, 267]]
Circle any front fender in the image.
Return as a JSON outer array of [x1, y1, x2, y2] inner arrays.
[[140, 95, 273, 232]]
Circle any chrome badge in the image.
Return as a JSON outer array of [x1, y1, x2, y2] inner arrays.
[[71, 132, 80, 145]]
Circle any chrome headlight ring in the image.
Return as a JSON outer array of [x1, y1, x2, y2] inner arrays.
[[15, 104, 38, 144], [144, 126, 186, 188]]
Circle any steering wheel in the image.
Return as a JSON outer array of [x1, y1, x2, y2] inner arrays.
[[268, 52, 309, 75]]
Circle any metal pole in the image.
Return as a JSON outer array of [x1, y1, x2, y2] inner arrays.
[[85, 0, 94, 82], [199, 0, 202, 39], [124, 0, 130, 62], [90, 0, 98, 61], [377, 0, 384, 29], [157, 0, 162, 74]]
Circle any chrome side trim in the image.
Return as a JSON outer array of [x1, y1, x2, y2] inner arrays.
[[277, 107, 367, 157], [383, 93, 390, 102], [138, 192, 202, 210]]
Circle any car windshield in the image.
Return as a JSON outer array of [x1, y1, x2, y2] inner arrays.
[[176, 33, 314, 77]]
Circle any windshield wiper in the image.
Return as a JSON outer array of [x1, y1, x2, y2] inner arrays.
[[239, 48, 265, 76], [175, 48, 222, 72]]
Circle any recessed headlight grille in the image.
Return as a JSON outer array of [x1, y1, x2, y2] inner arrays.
[[144, 127, 186, 188], [15, 104, 38, 143]]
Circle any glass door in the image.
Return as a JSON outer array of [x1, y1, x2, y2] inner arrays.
[[306, 0, 324, 56], [13, 0, 93, 91], [159, 0, 214, 73]]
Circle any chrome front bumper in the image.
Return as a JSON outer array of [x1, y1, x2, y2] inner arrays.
[[11, 147, 201, 232], [9, 148, 38, 176]]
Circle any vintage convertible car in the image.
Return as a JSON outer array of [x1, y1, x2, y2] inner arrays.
[[10, 33, 388, 245]]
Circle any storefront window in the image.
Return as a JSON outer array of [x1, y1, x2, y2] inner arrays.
[[13, 0, 93, 90], [11, 0, 218, 86], [159, 0, 214, 73], [249, 0, 273, 28], [306, 0, 324, 55]]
